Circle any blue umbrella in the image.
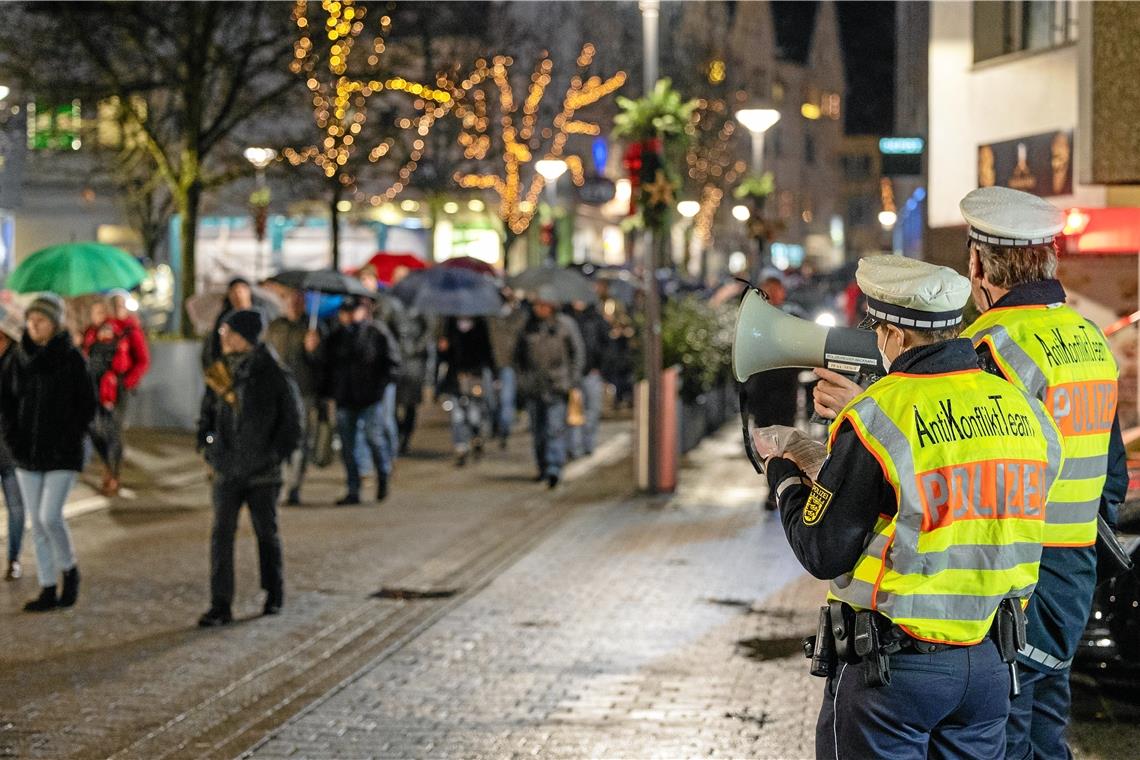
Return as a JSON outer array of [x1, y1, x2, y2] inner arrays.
[[393, 267, 502, 317]]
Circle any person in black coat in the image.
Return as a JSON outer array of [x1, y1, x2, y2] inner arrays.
[[0, 294, 97, 611], [197, 310, 303, 626], [567, 300, 610, 458], [318, 297, 401, 505], [437, 316, 495, 465], [0, 304, 26, 582]]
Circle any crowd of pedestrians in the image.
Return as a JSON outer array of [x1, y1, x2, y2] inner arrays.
[[181, 265, 633, 625]]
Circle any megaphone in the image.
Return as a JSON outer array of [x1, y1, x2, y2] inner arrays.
[[732, 288, 884, 382]]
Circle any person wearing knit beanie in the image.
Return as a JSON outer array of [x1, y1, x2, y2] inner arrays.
[[26, 293, 65, 332], [220, 309, 265, 350]]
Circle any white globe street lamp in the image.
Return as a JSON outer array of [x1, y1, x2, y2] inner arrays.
[[676, 200, 700, 219], [878, 210, 897, 229], [243, 147, 277, 170], [535, 158, 569, 182], [735, 108, 780, 173], [732, 204, 751, 222]]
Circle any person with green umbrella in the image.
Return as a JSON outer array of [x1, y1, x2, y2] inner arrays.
[[0, 293, 97, 611]]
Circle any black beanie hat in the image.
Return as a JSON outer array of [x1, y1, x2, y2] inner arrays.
[[222, 309, 264, 346]]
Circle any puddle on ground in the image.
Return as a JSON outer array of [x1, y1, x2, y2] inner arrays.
[[705, 597, 752, 609], [371, 587, 461, 600], [725, 708, 771, 728], [735, 636, 808, 662]]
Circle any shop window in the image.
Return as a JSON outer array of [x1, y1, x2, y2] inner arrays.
[[27, 100, 81, 150], [973, 0, 1077, 63]]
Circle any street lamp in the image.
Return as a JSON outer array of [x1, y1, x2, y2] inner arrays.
[[878, 210, 897, 229], [732, 204, 751, 222], [676, 200, 700, 277], [536, 158, 569, 263], [735, 108, 780, 173], [735, 107, 780, 279], [244, 147, 277, 279]]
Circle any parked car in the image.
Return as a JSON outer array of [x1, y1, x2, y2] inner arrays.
[[1075, 426, 1140, 689]]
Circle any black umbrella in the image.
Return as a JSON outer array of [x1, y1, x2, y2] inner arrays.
[[269, 269, 376, 299], [508, 265, 597, 305], [392, 267, 502, 316]]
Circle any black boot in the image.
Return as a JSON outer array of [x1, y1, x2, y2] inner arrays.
[[24, 586, 58, 612], [58, 567, 80, 608], [377, 474, 389, 501], [263, 591, 283, 616], [197, 606, 233, 627]]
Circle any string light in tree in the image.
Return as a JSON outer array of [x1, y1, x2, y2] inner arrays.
[[685, 92, 749, 244], [441, 44, 626, 235], [287, 0, 444, 204]]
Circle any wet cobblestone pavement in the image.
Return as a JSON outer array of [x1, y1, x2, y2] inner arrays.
[[2, 416, 1138, 759]]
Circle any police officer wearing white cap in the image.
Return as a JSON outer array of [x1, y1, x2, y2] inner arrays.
[[959, 186, 1126, 760], [757, 255, 1063, 759]]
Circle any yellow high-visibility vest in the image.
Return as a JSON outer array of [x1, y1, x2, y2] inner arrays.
[[963, 304, 1117, 547], [828, 367, 1062, 644]]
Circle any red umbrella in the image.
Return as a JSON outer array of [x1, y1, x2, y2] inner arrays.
[[439, 256, 498, 278], [364, 252, 429, 285]]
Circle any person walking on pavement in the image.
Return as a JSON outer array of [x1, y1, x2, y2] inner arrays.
[[202, 277, 254, 369], [0, 294, 97, 611], [0, 303, 26, 581], [437, 316, 496, 466], [514, 287, 585, 489], [489, 288, 527, 450], [82, 298, 147, 497], [265, 289, 323, 506], [197, 310, 302, 626], [567, 298, 610, 459], [758, 257, 1063, 759], [319, 297, 401, 505]]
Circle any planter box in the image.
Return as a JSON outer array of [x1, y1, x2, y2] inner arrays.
[[124, 339, 205, 431]]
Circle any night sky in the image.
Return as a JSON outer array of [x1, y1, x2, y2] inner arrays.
[[772, 1, 897, 135]]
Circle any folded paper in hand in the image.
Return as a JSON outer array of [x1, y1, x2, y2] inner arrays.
[[753, 425, 827, 480]]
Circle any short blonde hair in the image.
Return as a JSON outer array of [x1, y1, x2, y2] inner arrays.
[[972, 241, 1057, 288]]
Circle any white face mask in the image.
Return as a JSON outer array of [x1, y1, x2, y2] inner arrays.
[[877, 327, 897, 373]]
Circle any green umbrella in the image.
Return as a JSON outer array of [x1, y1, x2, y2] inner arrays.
[[7, 242, 147, 296]]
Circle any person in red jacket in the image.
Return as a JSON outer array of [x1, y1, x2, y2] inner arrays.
[[82, 295, 150, 496], [108, 288, 151, 392]]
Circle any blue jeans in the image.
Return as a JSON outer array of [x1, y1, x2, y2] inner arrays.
[[15, 469, 79, 587], [449, 395, 486, 451], [528, 398, 568, 478], [354, 384, 396, 476], [816, 638, 1010, 760], [568, 371, 604, 457], [1005, 667, 1074, 760], [337, 403, 389, 498], [495, 367, 517, 439], [3, 468, 24, 563]]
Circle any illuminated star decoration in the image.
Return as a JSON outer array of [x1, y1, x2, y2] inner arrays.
[[643, 169, 676, 208], [444, 45, 626, 235], [284, 0, 449, 205]]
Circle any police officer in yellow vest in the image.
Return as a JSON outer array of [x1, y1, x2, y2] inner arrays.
[[960, 186, 1127, 760], [758, 255, 1063, 759]]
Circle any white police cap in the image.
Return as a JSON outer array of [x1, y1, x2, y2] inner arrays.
[[960, 186, 1065, 247], [856, 255, 971, 330]]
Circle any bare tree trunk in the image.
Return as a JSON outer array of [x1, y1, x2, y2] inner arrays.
[[178, 179, 202, 337]]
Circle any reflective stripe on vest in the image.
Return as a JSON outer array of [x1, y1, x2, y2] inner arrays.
[[963, 304, 1117, 547], [827, 369, 1062, 645]]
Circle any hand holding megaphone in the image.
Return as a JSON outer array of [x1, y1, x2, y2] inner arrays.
[[811, 368, 863, 420]]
